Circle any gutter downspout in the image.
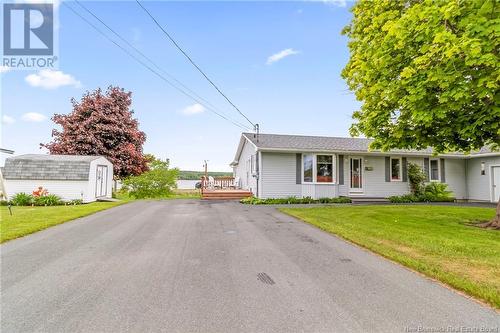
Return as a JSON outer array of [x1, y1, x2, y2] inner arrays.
[[255, 150, 260, 198]]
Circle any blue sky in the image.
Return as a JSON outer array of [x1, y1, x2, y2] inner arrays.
[[1, 0, 358, 171]]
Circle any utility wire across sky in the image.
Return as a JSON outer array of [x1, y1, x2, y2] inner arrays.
[[135, 0, 258, 131], [63, 1, 252, 132]]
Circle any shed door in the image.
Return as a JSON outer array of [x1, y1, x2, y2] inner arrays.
[[493, 166, 500, 202], [95, 165, 108, 197]]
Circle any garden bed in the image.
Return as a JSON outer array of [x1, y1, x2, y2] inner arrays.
[[240, 196, 352, 205]]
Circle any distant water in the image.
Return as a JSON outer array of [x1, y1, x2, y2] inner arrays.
[[176, 179, 199, 189]]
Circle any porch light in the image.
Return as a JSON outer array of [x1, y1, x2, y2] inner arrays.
[[481, 162, 485, 175]]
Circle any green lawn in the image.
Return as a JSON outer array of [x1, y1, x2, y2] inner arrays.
[[0, 201, 125, 243], [280, 205, 500, 309]]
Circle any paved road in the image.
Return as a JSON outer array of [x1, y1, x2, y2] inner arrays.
[[1, 201, 498, 332]]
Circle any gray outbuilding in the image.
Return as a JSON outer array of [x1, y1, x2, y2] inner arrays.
[[2, 154, 113, 203]]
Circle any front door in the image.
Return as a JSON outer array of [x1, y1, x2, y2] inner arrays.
[[350, 157, 363, 193], [95, 165, 108, 197], [493, 166, 500, 202]]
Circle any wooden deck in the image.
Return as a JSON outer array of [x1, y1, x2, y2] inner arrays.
[[200, 176, 252, 200]]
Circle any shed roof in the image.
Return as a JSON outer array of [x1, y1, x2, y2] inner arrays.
[[2, 154, 103, 180]]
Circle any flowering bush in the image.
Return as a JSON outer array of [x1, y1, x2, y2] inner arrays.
[[32, 186, 49, 197]]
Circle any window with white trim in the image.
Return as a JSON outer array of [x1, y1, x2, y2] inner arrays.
[[430, 159, 440, 181], [391, 157, 402, 181], [303, 154, 335, 183]]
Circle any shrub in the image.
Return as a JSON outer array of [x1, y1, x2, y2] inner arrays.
[[122, 157, 179, 199], [11, 193, 35, 206], [422, 182, 454, 202], [388, 194, 419, 203], [34, 194, 63, 206], [66, 199, 83, 205], [407, 163, 427, 195], [319, 197, 353, 204], [389, 183, 454, 203], [240, 196, 352, 205]]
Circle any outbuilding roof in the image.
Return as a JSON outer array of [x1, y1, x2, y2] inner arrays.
[[2, 154, 103, 180]]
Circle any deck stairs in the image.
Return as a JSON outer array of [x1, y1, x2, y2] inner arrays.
[[201, 190, 253, 200]]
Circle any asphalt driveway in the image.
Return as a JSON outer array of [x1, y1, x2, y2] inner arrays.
[[1, 200, 498, 332]]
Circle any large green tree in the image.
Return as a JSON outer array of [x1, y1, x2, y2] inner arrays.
[[342, 0, 500, 227]]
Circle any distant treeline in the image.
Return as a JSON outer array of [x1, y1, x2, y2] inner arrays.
[[178, 170, 232, 180]]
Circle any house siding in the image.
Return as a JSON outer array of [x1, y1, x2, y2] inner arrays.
[[301, 183, 337, 198], [261, 152, 301, 198], [354, 155, 410, 197], [443, 159, 466, 199], [234, 140, 258, 196], [238, 139, 498, 201], [467, 156, 500, 202]]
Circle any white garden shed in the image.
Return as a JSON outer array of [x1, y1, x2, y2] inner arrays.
[[2, 154, 113, 203]]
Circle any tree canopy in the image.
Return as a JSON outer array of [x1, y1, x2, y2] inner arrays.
[[342, 0, 499, 153], [42, 86, 148, 178]]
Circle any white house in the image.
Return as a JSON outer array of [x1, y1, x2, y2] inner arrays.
[[2, 154, 113, 203], [231, 133, 500, 202]]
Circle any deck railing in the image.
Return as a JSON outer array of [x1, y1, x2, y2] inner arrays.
[[200, 176, 238, 192]]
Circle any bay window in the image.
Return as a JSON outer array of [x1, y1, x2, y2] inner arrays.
[[303, 154, 335, 183], [317, 155, 333, 183]]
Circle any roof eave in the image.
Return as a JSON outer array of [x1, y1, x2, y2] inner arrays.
[[230, 134, 259, 167], [257, 147, 470, 158]]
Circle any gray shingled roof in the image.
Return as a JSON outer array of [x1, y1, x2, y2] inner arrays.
[[242, 133, 495, 156], [2, 154, 102, 180]]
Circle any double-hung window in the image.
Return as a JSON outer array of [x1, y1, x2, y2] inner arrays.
[[391, 157, 402, 181], [303, 154, 335, 183], [430, 159, 440, 181]]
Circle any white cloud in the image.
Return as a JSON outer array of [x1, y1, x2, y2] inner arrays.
[[22, 112, 47, 122], [266, 48, 300, 65], [0, 66, 11, 74], [2, 115, 15, 125], [322, 0, 347, 7], [180, 103, 206, 116], [25, 70, 81, 89]]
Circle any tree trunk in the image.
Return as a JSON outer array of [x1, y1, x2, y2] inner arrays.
[[480, 200, 500, 229]]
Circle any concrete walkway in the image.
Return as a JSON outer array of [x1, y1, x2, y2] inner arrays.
[[1, 200, 498, 332]]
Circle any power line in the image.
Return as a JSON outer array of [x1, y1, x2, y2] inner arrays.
[[135, 0, 257, 130], [62, 2, 252, 131], [73, 0, 248, 130]]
